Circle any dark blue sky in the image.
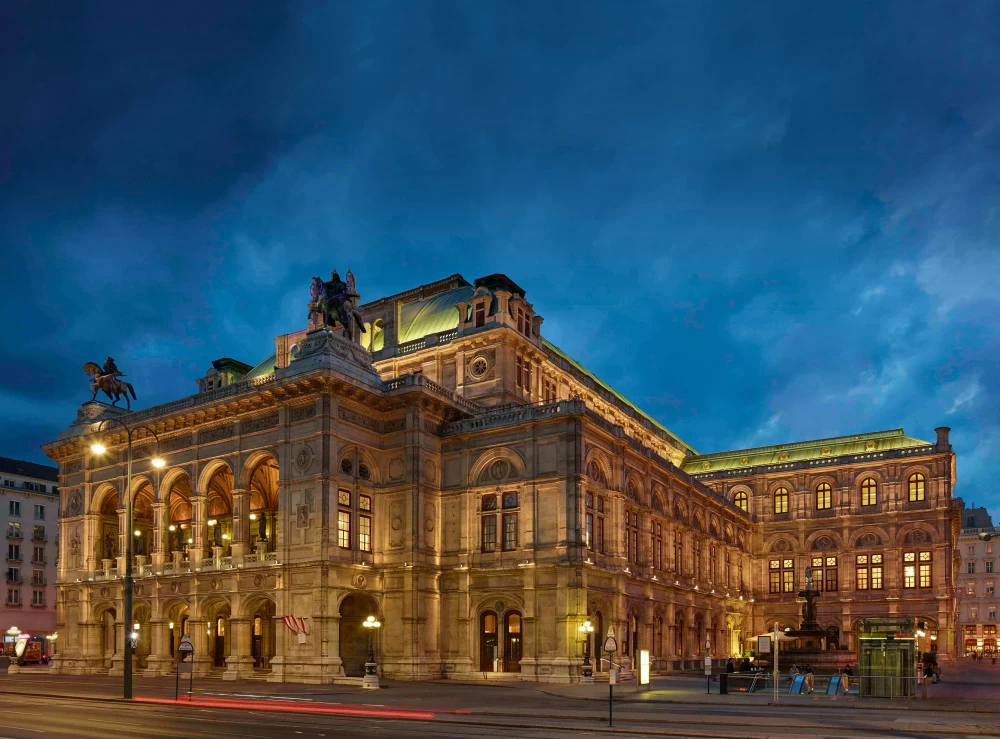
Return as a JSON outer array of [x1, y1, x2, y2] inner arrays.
[[2, 2, 998, 510]]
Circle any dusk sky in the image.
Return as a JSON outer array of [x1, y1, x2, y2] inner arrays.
[[2, 3, 998, 509]]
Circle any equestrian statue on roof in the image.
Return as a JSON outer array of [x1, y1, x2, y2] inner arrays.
[[82, 356, 137, 409], [308, 269, 367, 343]]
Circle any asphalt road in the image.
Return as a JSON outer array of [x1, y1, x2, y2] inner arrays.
[[0, 693, 992, 739]]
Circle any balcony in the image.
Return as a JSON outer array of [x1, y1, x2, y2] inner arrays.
[[6, 530, 22, 540], [31, 576, 46, 586], [5, 600, 22, 608], [31, 533, 46, 543], [5, 576, 22, 585], [31, 558, 46, 565], [7, 555, 22, 563]]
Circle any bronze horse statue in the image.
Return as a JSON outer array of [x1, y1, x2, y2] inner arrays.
[[83, 362, 137, 409], [309, 272, 366, 342]]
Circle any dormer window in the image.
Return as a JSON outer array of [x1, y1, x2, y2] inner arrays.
[[475, 303, 486, 328], [516, 307, 531, 337]]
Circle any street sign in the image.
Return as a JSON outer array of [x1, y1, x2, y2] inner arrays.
[[177, 635, 194, 655], [603, 627, 618, 654], [704, 655, 712, 676], [175, 635, 195, 700]]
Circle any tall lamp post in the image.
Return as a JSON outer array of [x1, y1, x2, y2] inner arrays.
[[90, 418, 165, 700], [578, 620, 595, 681], [362, 615, 382, 689]]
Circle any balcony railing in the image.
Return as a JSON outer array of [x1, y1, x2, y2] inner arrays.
[[7, 555, 22, 563], [31, 577, 46, 586], [31, 534, 46, 542], [5, 576, 22, 585], [6, 530, 22, 540]]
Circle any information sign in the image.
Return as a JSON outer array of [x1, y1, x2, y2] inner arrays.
[[758, 635, 771, 654], [638, 650, 650, 687], [603, 627, 618, 654]]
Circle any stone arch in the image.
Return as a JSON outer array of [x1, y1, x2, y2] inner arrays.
[[624, 471, 643, 503], [692, 508, 705, 532], [157, 597, 191, 621], [470, 592, 525, 618], [240, 450, 279, 490], [339, 592, 382, 677], [896, 523, 938, 547], [337, 445, 381, 484], [469, 447, 526, 486], [651, 488, 666, 514], [729, 485, 752, 512], [163, 470, 193, 552], [724, 523, 734, 544], [92, 482, 121, 515], [853, 526, 889, 549], [196, 458, 236, 497], [805, 529, 843, 551], [766, 479, 794, 496], [709, 515, 721, 539], [584, 448, 612, 488], [765, 534, 797, 553], [900, 463, 933, 484], [673, 498, 688, 523], [131, 475, 155, 556], [195, 593, 233, 620], [158, 467, 191, 504], [240, 592, 277, 670], [853, 468, 887, 487]]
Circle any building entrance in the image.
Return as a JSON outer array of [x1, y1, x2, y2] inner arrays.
[[339, 594, 378, 677]]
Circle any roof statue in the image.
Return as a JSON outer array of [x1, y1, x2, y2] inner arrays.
[[82, 356, 137, 409], [308, 270, 367, 343]]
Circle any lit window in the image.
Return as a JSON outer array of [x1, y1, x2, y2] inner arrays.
[[358, 515, 371, 552], [856, 553, 883, 591], [773, 488, 789, 515], [816, 483, 832, 510], [968, 582, 977, 595], [908, 473, 925, 502], [734, 491, 748, 512], [904, 565, 916, 588], [502, 513, 518, 551], [337, 511, 351, 549], [481, 516, 496, 552], [769, 558, 795, 593], [861, 478, 877, 506]]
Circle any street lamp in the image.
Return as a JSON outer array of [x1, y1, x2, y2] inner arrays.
[[89, 418, 164, 700], [362, 615, 382, 689], [578, 620, 595, 681]]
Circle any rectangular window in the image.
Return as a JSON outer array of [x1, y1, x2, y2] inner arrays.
[[969, 561, 976, 574], [871, 566, 883, 589], [971, 606, 979, 620], [8, 501, 20, 517], [968, 582, 977, 596], [990, 608, 997, 621], [32, 546, 44, 563], [987, 584, 995, 597], [7, 522, 20, 538], [31, 590, 44, 607], [482, 494, 497, 511], [337, 511, 351, 549], [825, 567, 838, 592], [502, 513, 518, 551], [904, 565, 916, 588], [7, 589, 20, 606], [856, 567, 869, 590], [782, 570, 794, 593], [988, 561, 994, 573], [585, 492, 593, 509], [586, 513, 593, 550], [358, 515, 371, 553], [33, 505, 44, 521], [597, 517, 605, 554], [970, 545, 976, 555], [6, 568, 19, 584], [502, 492, 518, 509], [989, 543, 995, 554], [32, 526, 44, 542], [919, 563, 931, 588], [359, 494, 371, 512], [7, 545, 20, 561], [474, 303, 485, 327], [31, 569, 43, 586], [481, 516, 497, 552], [769, 571, 781, 594]]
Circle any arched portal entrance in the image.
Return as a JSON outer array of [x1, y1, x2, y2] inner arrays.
[[96, 487, 119, 562], [95, 605, 117, 670], [249, 599, 276, 670], [247, 456, 279, 554], [204, 601, 231, 669], [132, 480, 154, 558], [479, 609, 522, 673], [205, 466, 235, 555], [339, 593, 379, 677], [165, 474, 193, 553]]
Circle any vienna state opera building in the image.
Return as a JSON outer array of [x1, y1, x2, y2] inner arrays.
[[43, 273, 959, 683]]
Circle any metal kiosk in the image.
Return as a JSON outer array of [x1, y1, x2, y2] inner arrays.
[[857, 617, 916, 699]]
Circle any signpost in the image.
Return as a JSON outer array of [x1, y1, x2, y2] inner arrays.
[[603, 627, 618, 727], [176, 635, 194, 701], [772, 622, 779, 704]]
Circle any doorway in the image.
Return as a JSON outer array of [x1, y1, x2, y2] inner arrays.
[[503, 611, 522, 673], [339, 594, 378, 677], [480, 611, 498, 672]]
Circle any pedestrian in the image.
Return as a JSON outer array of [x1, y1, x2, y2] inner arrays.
[[741, 657, 752, 672], [921, 661, 933, 699], [804, 666, 815, 694], [992, 656, 996, 666], [789, 664, 799, 678], [726, 658, 735, 674], [841, 665, 852, 694]]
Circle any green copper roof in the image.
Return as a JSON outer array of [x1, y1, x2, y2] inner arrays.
[[542, 339, 696, 455], [397, 285, 475, 344], [682, 428, 933, 474], [244, 352, 276, 381]]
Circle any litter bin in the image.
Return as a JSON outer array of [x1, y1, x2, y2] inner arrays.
[[720, 673, 728, 694]]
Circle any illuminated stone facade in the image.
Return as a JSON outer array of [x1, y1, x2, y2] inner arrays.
[[44, 273, 959, 683]]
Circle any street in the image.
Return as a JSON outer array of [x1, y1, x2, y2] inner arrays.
[[2, 662, 1000, 739]]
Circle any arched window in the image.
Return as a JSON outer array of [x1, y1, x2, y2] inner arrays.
[[734, 491, 748, 512], [861, 478, 878, 506], [773, 487, 789, 514], [908, 473, 926, 502], [816, 483, 832, 510]]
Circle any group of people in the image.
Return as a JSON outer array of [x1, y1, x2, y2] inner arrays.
[[788, 664, 818, 693], [725, 657, 756, 673]]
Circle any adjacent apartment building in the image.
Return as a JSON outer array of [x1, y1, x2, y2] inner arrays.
[[1, 457, 59, 639], [956, 501, 997, 657]]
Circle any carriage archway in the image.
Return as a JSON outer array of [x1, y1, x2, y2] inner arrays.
[[339, 593, 379, 677], [246, 455, 279, 554], [162, 600, 191, 658], [94, 603, 117, 670], [202, 598, 232, 669]]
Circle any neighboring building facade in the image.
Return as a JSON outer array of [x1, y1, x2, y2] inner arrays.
[[43, 272, 960, 683], [955, 500, 997, 657], [0, 457, 60, 640]]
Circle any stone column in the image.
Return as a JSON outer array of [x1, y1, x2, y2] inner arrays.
[[144, 619, 173, 677], [189, 620, 212, 676], [190, 498, 207, 569], [231, 489, 250, 560], [151, 502, 168, 569], [223, 618, 255, 680]]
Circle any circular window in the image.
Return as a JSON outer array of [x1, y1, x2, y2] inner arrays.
[[469, 355, 489, 380], [358, 463, 370, 481], [340, 459, 353, 476]]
